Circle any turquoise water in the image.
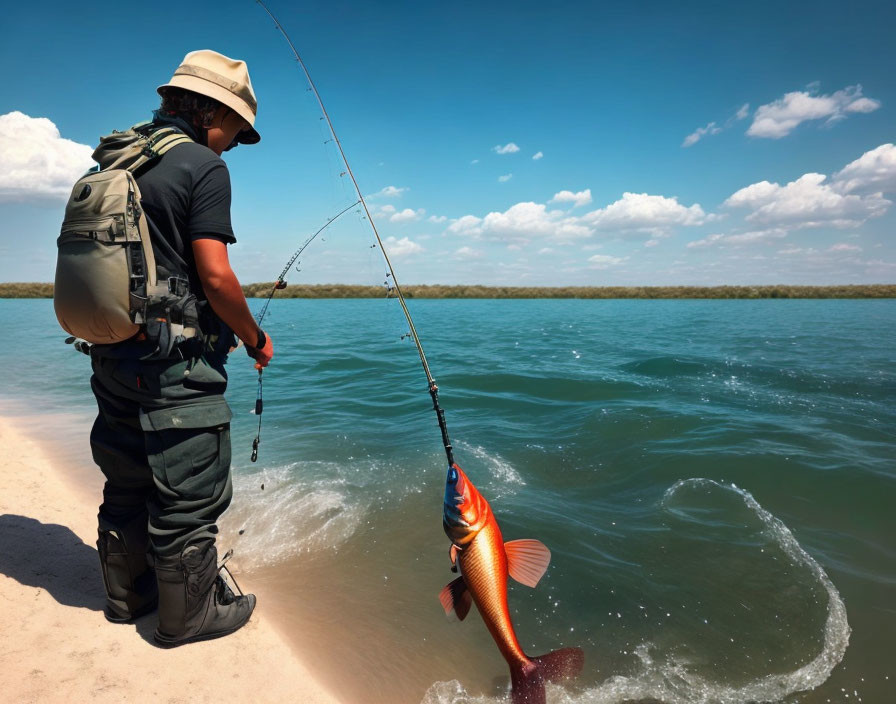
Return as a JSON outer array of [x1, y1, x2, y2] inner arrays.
[[1, 298, 894, 703]]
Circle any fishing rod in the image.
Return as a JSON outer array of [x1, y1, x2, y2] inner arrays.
[[254, 199, 360, 326], [254, 0, 455, 467], [249, 199, 359, 462]]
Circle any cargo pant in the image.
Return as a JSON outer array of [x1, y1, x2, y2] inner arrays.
[[89, 349, 233, 558]]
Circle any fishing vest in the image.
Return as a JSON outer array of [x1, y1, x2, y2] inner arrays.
[[54, 123, 201, 358]]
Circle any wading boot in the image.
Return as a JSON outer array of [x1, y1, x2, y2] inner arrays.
[[153, 542, 255, 648], [97, 518, 158, 623]]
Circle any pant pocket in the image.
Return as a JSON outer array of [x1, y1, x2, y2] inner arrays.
[[141, 401, 233, 502]]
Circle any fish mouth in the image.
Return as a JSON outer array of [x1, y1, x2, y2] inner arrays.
[[443, 465, 468, 529]]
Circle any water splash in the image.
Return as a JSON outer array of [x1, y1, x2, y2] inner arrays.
[[457, 441, 525, 486], [220, 462, 367, 568], [421, 479, 850, 704]]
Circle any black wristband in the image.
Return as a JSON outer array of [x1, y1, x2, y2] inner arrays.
[[256, 330, 267, 350]]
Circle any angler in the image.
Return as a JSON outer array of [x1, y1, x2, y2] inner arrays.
[[442, 464, 584, 704], [55, 49, 273, 647]]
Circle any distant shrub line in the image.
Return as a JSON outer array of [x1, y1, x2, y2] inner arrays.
[[3, 282, 895, 299]]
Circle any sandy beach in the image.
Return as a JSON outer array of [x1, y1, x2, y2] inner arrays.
[[0, 414, 342, 704]]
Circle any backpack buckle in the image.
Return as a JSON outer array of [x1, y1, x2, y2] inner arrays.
[[168, 276, 189, 297]]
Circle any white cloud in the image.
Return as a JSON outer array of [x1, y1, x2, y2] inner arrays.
[[383, 236, 423, 256], [845, 98, 880, 114], [583, 192, 706, 234], [370, 185, 407, 198], [390, 208, 424, 223], [687, 229, 787, 248], [448, 202, 590, 243], [828, 243, 862, 252], [428, 215, 447, 223], [471, 159, 479, 164], [832, 143, 896, 194], [644, 238, 660, 247], [682, 104, 751, 147], [532, 151, 544, 160], [483, 202, 590, 241], [448, 215, 483, 234], [493, 142, 520, 155], [588, 254, 625, 269], [454, 246, 483, 260], [0, 111, 94, 201], [445, 190, 706, 246], [550, 189, 592, 207], [724, 172, 890, 228], [498, 173, 513, 182], [747, 84, 881, 139], [687, 234, 724, 248], [372, 204, 397, 219], [538, 247, 554, 254], [682, 122, 722, 148]]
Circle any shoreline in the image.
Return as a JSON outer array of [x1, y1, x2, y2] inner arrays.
[[2, 282, 895, 299], [0, 411, 342, 704]]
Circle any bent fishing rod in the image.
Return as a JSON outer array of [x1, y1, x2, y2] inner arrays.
[[249, 199, 359, 462], [251, 0, 455, 467]]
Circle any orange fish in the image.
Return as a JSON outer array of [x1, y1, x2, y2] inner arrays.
[[440, 463, 583, 704]]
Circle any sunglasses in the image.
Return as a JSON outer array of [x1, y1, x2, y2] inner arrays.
[[223, 112, 251, 151]]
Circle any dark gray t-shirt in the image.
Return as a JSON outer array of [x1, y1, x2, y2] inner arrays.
[[137, 123, 235, 302]]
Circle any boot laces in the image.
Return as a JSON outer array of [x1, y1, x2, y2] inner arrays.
[[216, 548, 245, 605]]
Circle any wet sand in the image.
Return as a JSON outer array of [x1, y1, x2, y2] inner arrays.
[[0, 414, 342, 704]]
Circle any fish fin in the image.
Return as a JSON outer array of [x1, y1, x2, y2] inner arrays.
[[449, 544, 459, 566], [532, 647, 584, 683], [504, 539, 551, 588], [438, 576, 472, 621]]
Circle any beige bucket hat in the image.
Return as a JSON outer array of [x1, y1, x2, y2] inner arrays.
[[157, 49, 260, 144]]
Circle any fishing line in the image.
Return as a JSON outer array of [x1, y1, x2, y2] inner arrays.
[[250, 199, 359, 462], [255, 0, 456, 467]]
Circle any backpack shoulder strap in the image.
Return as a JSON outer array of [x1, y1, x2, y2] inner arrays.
[[94, 123, 194, 173], [122, 127, 193, 175], [144, 127, 193, 158]]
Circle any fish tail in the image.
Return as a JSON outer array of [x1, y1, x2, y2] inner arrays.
[[510, 646, 585, 702], [532, 646, 585, 683], [509, 660, 544, 704]]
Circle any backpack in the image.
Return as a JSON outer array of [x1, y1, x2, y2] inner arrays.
[[54, 123, 199, 356]]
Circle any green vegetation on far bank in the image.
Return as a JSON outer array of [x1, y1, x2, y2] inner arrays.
[[0, 283, 58, 298], [3, 282, 896, 299]]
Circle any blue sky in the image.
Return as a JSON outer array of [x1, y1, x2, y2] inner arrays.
[[2, 0, 894, 286]]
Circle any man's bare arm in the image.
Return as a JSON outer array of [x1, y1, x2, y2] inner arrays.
[[193, 237, 273, 366]]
